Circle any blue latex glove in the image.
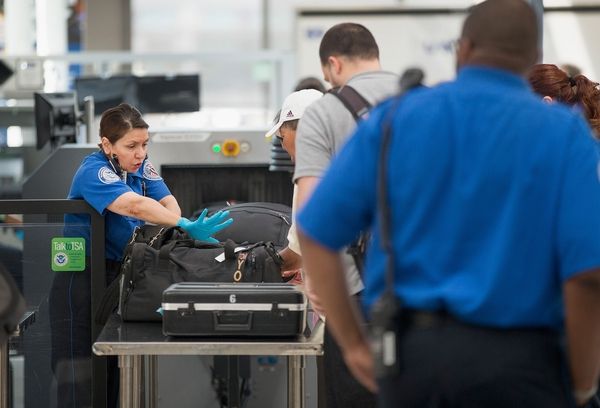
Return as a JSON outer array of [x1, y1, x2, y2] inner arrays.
[[176, 209, 233, 243]]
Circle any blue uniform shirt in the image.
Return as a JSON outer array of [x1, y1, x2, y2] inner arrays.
[[66, 151, 172, 261], [297, 66, 600, 330]]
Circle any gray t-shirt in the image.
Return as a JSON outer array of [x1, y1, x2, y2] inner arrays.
[[294, 69, 399, 295]]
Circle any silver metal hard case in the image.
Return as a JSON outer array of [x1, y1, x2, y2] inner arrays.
[[162, 282, 307, 337]]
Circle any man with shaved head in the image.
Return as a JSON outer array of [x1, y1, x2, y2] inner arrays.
[[297, 0, 600, 406]]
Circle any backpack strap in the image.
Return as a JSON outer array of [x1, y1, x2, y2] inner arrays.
[[329, 85, 373, 274], [329, 85, 372, 122]]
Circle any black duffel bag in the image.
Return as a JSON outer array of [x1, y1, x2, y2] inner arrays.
[[96, 225, 284, 323]]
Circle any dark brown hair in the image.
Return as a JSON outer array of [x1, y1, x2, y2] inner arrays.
[[98, 103, 148, 147], [319, 23, 379, 66], [528, 64, 600, 136], [280, 119, 299, 131]]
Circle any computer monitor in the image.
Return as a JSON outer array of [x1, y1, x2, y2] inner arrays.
[[135, 74, 200, 114], [34, 92, 77, 150], [0, 60, 14, 87], [74, 75, 137, 115]]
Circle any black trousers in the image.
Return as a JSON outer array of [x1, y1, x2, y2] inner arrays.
[[377, 313, 574, 408], [323, 293, 377, 408], [49, 260, 120, 408]]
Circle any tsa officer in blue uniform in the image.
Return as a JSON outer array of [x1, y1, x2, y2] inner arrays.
[[298, 1, 600, 407], [50, 103, 232, 408]]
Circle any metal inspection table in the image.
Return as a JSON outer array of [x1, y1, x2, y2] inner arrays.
[[0, 310, 36, 408], [93, 314, 324, 408]]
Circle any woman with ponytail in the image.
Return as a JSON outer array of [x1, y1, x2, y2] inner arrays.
[[528, 63, 600, 137]]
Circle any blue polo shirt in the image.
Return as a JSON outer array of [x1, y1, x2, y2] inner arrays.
[[66, 151, 171, 261], [297, 66, 600, 330]]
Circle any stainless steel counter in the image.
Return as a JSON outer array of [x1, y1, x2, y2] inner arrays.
[[93, 314, 324, 408]]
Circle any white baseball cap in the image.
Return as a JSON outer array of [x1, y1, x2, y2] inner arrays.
[[265, 89, 323, 138]]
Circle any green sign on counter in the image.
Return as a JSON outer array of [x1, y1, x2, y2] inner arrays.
[[51, 237, 86, 272]]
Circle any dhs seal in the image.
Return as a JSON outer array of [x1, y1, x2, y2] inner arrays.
[[98, 166, 121, 184], [54, 252, 68, 267], [143, 161, 162, 181]]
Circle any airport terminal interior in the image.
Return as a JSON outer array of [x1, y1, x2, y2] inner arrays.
[[0, 0, 599, 407]]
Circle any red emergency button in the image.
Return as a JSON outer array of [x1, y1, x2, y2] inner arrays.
[[222, 139, 241, 157]]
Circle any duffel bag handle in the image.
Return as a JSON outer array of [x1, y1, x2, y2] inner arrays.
[[158, 241, 177, 274], [224, 239, 239, 260], [223, 240, 265, 258], [157, 238, 224, 275], [149, 226, 189, 248], [160, 238, 221, 252], [157, 240, 203, 275]]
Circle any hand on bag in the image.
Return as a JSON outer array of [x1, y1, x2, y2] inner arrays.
[[282, 268, 303, 284], [177, 209, 233, 243]]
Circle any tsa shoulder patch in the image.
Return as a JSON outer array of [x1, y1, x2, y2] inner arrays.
[[98, 166, 120, 184], [142, 161, 162, 181]]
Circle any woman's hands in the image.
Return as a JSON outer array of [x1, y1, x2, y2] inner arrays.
[[177, 209, 233, 243]]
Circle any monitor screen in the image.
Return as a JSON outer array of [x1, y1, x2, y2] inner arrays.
[[74, 75, 137, 115], [34, 92, 77, 150], [136, 74, 200, 114]]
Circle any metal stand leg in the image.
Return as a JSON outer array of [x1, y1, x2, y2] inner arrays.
[[0, 340, 8, 408], [287, 355, 305, 408], [214, 356, 247, 408], [226, 356, 240, 408], [139, 357, 145, 407], [119, 355, 142, 408], [148, 356, 158, 408], [316, 356, 327, 408]]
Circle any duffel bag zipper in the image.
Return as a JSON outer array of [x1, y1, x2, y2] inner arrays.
[[232, 207, 291, 226], [269, 210, 291, 226], [122, 277, 136, 316], [121, 257, 136, 315], [249, 252, 257, 279]]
